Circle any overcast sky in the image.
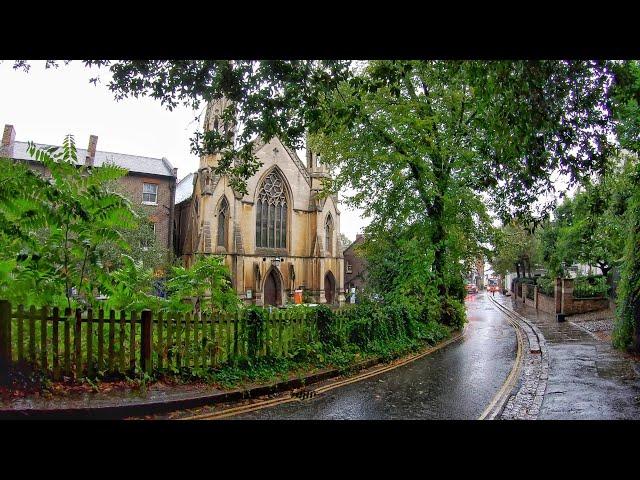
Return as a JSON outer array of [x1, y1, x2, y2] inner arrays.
[[0, 61, 369, 241]]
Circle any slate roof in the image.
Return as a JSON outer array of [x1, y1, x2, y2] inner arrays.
[[175, 172, 195, 204], [10, 141, 175, 177]]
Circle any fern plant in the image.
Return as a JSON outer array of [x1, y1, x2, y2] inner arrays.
[[0, 135, 137, 308]]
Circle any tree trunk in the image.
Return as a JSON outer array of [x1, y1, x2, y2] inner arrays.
[[432, 192, 447, 298]]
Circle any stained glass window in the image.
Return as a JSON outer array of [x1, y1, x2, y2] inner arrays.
[[325, 214, 334, 255], [256, 170, 287, 248], [217, 197, 229, 248]]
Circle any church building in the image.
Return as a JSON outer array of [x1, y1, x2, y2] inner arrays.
[[174, 98, 344, 307]]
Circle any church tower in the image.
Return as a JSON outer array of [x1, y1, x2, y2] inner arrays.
[[200, 96, 236, 170], [193, 96, 237, 256]]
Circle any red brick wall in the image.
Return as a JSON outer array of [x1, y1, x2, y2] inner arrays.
[[566, 297, 610, 315], [21, 159, 175, 249], [537, 292, 556, 314], [344, 236, 367, 291], [116, 174, 174, 249]]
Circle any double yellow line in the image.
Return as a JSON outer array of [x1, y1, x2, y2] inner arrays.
[[182, 297, 523, 421], [181, 328, 467, 420], [478, 296, 524, 420]]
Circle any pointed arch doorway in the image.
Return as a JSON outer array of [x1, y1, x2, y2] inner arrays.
[[324, 271, 336, 305], [263, 268, 283, 307]]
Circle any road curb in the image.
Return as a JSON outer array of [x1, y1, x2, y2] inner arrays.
[[488, 296, 549, 420], [0, 332, 462, 420]]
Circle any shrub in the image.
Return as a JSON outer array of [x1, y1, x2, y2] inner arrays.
[[315, 305, 337, 345], [537, 276, 555, 297], [573, 275, 608, 298], [440, 297, 466, 330], [526, 286, 535, 300], [244, 306, 267, 359]]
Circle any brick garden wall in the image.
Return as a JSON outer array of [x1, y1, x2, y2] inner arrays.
[[511, 279, 610, 316], [565, 297, 610, 315], [537, 292, 556, 314]]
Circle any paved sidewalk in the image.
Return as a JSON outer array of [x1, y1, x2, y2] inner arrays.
[[496, 295, 640, 419]]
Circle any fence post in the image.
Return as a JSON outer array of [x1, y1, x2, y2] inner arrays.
[[0, 300, 11, 364], [141, 310, 153, 374]]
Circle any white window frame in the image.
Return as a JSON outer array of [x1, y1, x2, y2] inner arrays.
[[142, 182, 159, 205], [346, 263, 353, 274]]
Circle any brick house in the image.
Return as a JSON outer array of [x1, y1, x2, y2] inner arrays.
[[344, 234, 367, 294], [1, 124, 178, 251]]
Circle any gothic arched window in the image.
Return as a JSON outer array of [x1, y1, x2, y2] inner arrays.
[[256, 170, 287, 249], [217, 197, 229, 248], [325, 214, 334, 255]]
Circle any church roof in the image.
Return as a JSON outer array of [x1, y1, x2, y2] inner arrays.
[[10, 141, 176, 178], [175, 172, 195, 204]]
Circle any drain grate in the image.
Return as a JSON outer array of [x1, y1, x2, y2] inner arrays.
[[292, 389, 317, 400]]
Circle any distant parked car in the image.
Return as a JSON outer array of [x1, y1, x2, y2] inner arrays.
[[465, 283, 478, 294]]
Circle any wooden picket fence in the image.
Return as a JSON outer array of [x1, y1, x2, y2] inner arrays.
[[0, 300, 348, 380]]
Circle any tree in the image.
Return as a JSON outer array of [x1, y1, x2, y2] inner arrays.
[[542, 161, 632, 279], [12, 60, 616, 325], [610, 60, 640, 351], [11, 60, 353, 195], [490, 222, 541, 279], [310, 60, 611, 321], [0, 137, 135, 308], [97, 195, 172, 273]]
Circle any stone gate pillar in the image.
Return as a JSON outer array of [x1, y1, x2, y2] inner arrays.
[[555, 278, 562, 314], [561, 278, 574, 315]]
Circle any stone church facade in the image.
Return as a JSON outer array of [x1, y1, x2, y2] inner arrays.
[[174, 99, 344, 307]]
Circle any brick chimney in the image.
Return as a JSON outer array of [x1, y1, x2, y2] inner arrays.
[[86, 135, 98, 166], [1, 124, 16, 158]]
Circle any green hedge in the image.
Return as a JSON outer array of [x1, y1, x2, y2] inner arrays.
[[573, 275, 608, 298], [537, 277, 555, 297]]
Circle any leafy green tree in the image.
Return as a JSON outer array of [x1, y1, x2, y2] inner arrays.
[[490, 222, 541, 278], [309, 60, 610, 319], [97, 197, 172, 273], [545, 162, 631, 278], [11, 60, 616, 326], [0, 137, 135, 308], [610, 60, 640, 351], [11, 60, 353, 195], [100, 255, 166, 311], [165, 255, 240, 316], [612, 162, 640, 350]]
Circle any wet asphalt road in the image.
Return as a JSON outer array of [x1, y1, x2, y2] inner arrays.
[[229, 292, 517, 420]]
